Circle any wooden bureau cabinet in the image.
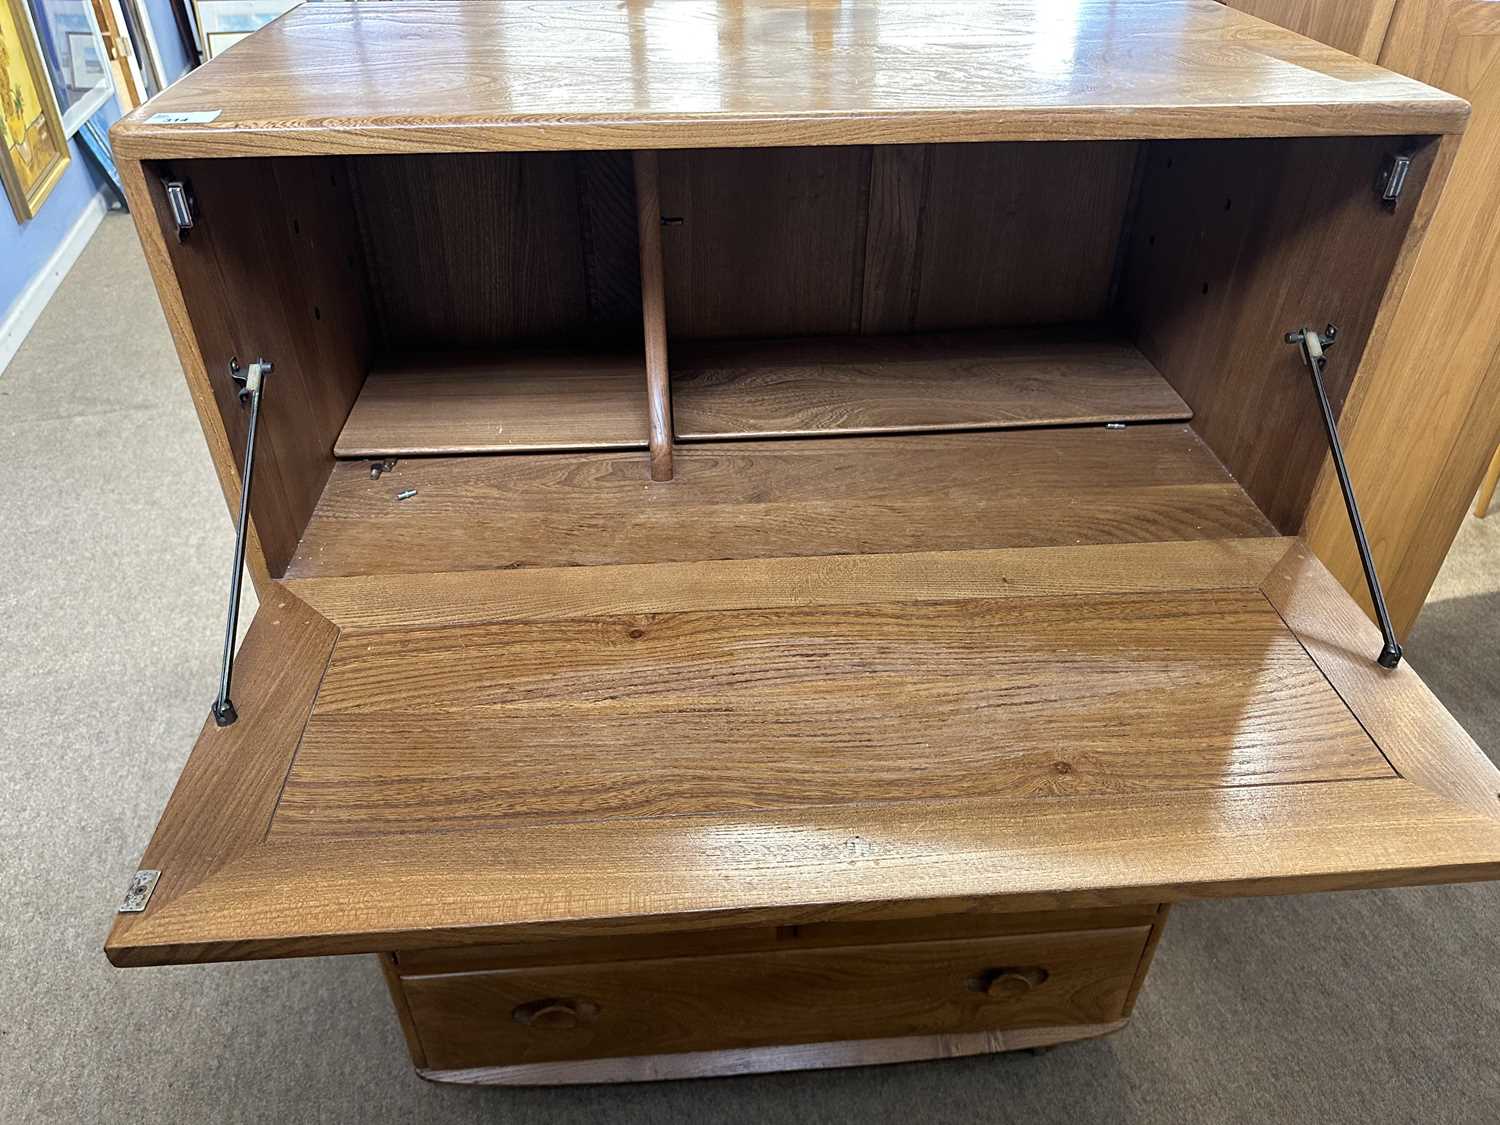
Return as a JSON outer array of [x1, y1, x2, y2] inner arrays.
[[106, 1, 1500, 1086]]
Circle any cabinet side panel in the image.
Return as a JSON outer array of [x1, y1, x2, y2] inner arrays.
[[155, 157, 373, 577], [1305, 3, 1500, 633], [1122, 134, 1439, 532], [118, 158, 277, 589]]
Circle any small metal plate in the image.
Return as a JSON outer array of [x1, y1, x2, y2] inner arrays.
[[118, 869, 161, 914]]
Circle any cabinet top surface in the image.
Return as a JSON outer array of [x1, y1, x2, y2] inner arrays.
[[112, 0, 1468, 159]]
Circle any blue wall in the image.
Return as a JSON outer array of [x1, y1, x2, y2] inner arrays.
[[3, 9, 196, 326], [0, 97, 123, 324]]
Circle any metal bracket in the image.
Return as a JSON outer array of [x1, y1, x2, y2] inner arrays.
[[212, 356, 273, 727], [1285, 324, 1403, 669], [164, 178, 195, 240], [118, 869, 161, 914], [1376, 154, 1412, 209]]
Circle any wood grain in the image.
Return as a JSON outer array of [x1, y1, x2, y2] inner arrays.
[[859, 145, 929, 334], [1476, 439, 1500, 518], [417, 1020, 1129, 1084], [379, 954, 429, 1069], [286, 426, 1276, 579], [575, 150, 643, 331], [351, 152, 585, 349], [117, 159, 274, 593], [1302, 1, 1500, 632], [272, 592, 1389, 838], [1122, 905, 1171, 1015], [284, 539, 1294, 631], [910, 143, 1139, 329], [659, 146, 871, 340], [391, 904, 1161, 975], [107, 534, 1500, 971], [661, 142, 1141, 341], [672, 330, 1191, 441], [1220, 0, 1397, 60], [105, 776, 1500, 966], [105, 0, 1500, 1079], [1262, 540, 1500, 821], [1123, 133, 1443, 532], [332, 352, 648, 458], [400, 928, 1150, 1069], [142, 156, 372, 578], [107, 590, 337, 939], [633, 151, 674, 480], [109, 1, 1469, 160]]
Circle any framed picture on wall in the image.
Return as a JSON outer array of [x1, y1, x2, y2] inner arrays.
[[202, 28, 247, 56], [0, 0, 70, 220], [26, 0, 113, 135], [192, 0, 296, 60], [118, 0, 167, 93], [65, 27, 100, 84]]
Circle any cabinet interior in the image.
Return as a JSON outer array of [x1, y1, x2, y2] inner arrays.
[[149, 134, 1437, 581]]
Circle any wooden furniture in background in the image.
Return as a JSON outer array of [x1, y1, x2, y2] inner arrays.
[[1216, 0, 1397, 59], [1224, 0, 1500, 627], [1476, 439, 1500, 517], [107, 1, 1500, 1087]]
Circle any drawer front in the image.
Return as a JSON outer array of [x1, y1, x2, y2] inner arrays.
[[402, 926, 1151, 1070]]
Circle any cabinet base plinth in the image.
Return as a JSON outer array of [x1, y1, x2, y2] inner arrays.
[[416, 1021, 1128, 1086]]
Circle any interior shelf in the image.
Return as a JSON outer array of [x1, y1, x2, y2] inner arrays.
[[288, 424, 1273, 580], [671, 328, 1191, 441], [333, 351, 649, 458]]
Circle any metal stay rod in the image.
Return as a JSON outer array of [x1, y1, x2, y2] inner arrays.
[[212, 358, 272, 726], [1286, 326, 1402, 669]]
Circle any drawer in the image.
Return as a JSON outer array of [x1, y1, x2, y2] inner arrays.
[[401, 926, 1152, 1070]]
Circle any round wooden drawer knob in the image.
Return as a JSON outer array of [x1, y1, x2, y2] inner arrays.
[[512, 997, 600, 1030], [971, 966, 1050, 998]]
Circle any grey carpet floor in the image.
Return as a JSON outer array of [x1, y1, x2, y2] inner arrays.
[[2, 215, 1497, 1124]]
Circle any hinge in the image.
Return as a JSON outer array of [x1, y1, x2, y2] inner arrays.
[[117, 869, 161, 914], [1375, 154, 1412, 209], [163, 178, 196, 241]]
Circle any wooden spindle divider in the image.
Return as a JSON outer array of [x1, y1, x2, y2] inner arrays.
[[633, 150, 674, 482]]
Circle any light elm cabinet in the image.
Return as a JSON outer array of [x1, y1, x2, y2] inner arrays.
[[107, 0, 1500, 1085]]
